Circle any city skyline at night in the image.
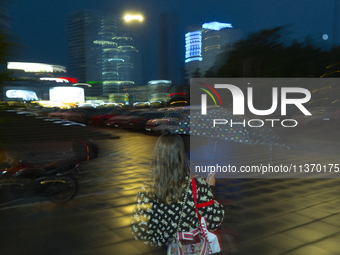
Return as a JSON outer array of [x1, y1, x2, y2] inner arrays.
[[7, 0, 336, 83]]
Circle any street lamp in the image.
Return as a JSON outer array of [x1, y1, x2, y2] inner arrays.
[[124, 14, 143, 22]]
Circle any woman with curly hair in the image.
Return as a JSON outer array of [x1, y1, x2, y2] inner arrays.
[[131, 133, 224, 250]]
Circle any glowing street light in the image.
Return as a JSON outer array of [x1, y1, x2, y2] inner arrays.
[[124, 14, 143, 22]]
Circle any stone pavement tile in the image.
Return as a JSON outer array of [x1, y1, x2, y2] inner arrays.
[[93, 240, 164, 255], [89, 191, 123, 201], [85, 207, 126, 220], [112, 204, 134, 216], [115, 204, 135, 215], [285, 188, 310, 196], [310, 203, 340, 214], [237, 223, 273, 243], [73, 194, 106, 206], [280, 227, 327, 243], [279, 213, 315, 226], [245, 196, 277, 208], [109, 226, 136, 240], [275, 201, 309, 212], [25, 212, 96, 233], [327, 199, 340, 207], [304, 193, 335, 203], [259, 218, 296, 233], [118, 188, 142, 197], [321, 214, 340, 228], [294, 207, 332, 219], [72, 221, 112, 234], [267, 191, 295, 200], [302, 221, 340, 236], [238, 241, 282, 255], [323, 189, 340, 197], [259, 233, 304, 252], [312, 233, 340, 254], [72, 249, 99, 255], [2, 227, 92, 255], [241, 209, 268, 223], [129, 240, 166, 255], [289, 197, 324, 207], [104, 196, 136, 207], [257, 205, 285, 218], [78, 202, 110, 211], [283, 244, 333, 255], [100, 215, 132, 229], [239, 198, 264, 208], [81, 230, 125, 248]]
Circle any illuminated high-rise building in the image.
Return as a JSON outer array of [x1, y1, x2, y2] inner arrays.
[[66, 10, 103, 97], [185, 21, 242, 77], [66, 10, 142, 98]]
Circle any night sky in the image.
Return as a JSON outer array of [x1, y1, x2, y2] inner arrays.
[[9, 0, 335, 79]]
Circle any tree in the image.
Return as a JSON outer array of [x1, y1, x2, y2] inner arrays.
[[192, 68, 202, 78], [215, 26, 330, 78]]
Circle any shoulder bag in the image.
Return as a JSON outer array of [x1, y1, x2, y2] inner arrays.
[[192, 178, 222, 254], [167, 179, 209, 255]]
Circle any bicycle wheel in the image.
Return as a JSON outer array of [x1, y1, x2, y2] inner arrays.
[[46, 176, 78, 202]]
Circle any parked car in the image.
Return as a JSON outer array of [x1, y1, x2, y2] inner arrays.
[[47, 108, 72, 119], [79, 107, 117, 125], [145, 110, 187, 133], [125, 111, 166, 131], [106, 109, 149, 128], [90, 107, 127, 126], [65, 108, 89, 122]]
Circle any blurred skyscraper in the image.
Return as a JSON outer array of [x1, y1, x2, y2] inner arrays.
[[66, 10, 102, 97], [185, 21, 242, 77], [158, 13, 181, 86], [66, 10, 142, 98], [0, 1, 11, 32], [0, 0, 13, 70]]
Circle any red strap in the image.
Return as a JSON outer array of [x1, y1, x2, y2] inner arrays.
[[197, 200, 214, 208], [192, 178, 201, 221]]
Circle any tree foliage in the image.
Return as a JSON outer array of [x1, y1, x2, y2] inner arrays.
[[214, 26, 338, 78]]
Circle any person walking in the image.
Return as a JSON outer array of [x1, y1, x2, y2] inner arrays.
[[131, 133, 225, 252]]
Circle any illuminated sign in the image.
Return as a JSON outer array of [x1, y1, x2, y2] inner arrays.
[[49, 87, 85, 102], [93, 40, 118, 46], [148, 80, 172, 85], [6, 90, 38, 101], [185, 57, 203, 63], [58, 77, 77, 83], [169, 93, 186, 97], [7, 62, 67, 73], [185, 31, 202, 63], [202, 22, 233, 31], [124, 15, 143, 22], [40, 77, 70, 83]]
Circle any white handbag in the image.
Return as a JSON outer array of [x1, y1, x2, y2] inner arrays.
[[192, 178, 222, 254]]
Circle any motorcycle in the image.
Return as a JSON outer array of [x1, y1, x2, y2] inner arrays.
[[0, 157, 81, 202]]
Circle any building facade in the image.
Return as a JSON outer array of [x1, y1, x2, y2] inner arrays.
[[66, 10, 102, 97], [66, 10, 142, 98], [185, 21, 242, 77], [2, 62, 84, 103], [158, 13, 182, 86]]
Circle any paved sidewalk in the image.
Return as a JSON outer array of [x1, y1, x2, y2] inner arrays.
[[1, 113, 340, 254]]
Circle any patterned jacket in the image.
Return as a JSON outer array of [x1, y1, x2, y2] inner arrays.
[[130, 175, 225, 247]]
